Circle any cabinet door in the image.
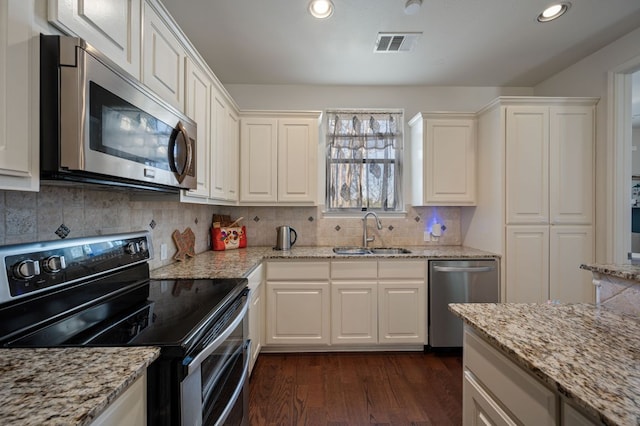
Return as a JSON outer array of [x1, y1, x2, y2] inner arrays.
[[424, 118, 476, 205], [142, 3, 185, 111], [182, 58, 211, 200], [378, 281, 425, 344], [550, 226, 594, 303], [277, 118, 318, 204], [331, 281, 378, 345], [0, 1, 38, 191], [506, 106, 549, 224], [249, 281, 264, 373], [210, 94, 228, 200], [49, 0, 141, 79], [90, 373, 146, 426], [549, 106, 594, 225], [463, 371, 518, 426], [265, 282, 330, 345], [240, 118, 278, 202], [226, 108, 240, 201], [505, 226, 550, 302], [562, 401, 600, 426], [464, 328, 556, 425]]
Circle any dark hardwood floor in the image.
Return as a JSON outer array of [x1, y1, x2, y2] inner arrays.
[[248, 351, 463, 425]]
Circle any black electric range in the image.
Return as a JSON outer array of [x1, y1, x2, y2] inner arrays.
[[0, 231, 250, 425]]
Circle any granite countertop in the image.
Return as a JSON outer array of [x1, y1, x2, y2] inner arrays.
[[0, 347, 160, 426], [581, 263, 640, 282], [150, 245, 499, 280], [450, 303, 640, 426]]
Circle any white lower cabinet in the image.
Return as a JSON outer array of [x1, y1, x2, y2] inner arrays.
[[378, 281, 425, 344], [331, 281, 378, 345], [463, 327, 601, 426], [265, 261, 331, 345], [561, 401, 600, 426], [265, 259, 425, 349], [463, 370, 517, 426], [90, 373, 147, 426], [266, 282, 330, 345], [464, 327, 556, 425], [247, 265, 264, 374]]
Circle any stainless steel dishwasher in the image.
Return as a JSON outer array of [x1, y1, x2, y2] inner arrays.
[[428, 259, 499, 348]]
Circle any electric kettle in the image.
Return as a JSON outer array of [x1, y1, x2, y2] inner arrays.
[[275, 226, 297, 250]]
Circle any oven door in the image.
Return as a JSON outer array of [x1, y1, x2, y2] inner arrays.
[[180, 292, 250, 426]]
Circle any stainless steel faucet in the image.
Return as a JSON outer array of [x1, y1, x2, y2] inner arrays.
[[362, 211, 383, 247]]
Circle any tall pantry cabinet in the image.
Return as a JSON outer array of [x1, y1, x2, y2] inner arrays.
[[462, 97, 597, 303]]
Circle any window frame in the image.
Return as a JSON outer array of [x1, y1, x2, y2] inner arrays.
[[324, 109, 404, 214]]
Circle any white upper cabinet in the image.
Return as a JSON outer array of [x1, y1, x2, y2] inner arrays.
[[549, 106, 595, 225], [0, 1, 39, 191], [505, 104, 594, 225], [142, 2, 185, 111], [240, 117, 278, 202], [210, 91, 239, 202], [410, 113, 477, 206], [277, 118, 318, 203], [505, 106, 550, 224], [226, 108, 240, 201], [240, 112, 320, 205], [49, 0, 142, 79], [181, 57, 212, 200]]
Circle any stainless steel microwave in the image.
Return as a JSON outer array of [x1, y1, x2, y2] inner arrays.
[[40, 35, 196, 193]]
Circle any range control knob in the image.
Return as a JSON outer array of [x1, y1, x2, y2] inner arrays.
[[138, 240, 148, 253], [42, 255, 66, 273], [125, 242, 140, 255], [13, 259, 41, 280]]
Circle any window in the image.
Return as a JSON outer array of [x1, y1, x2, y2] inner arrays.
[[326, 111, 403, 212]]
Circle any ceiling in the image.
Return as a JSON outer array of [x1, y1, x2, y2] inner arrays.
[[158, 0, 640, 87]]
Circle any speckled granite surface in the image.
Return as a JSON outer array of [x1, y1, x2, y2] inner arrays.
[[0, 347, 160, 426], [450, 303, 640, 426], [580, 263, 640, 282], [150, 245, 498, 279]]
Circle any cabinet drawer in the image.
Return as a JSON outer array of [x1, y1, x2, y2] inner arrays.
[[378, 260, 425, 279], [464, 328, 556, 425], [267, 261, 329, 280], [331, 261, 378, 279]]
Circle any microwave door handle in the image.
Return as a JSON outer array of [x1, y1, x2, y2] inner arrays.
[[169, 121, 192, 183], [185, 296, 249, 375]]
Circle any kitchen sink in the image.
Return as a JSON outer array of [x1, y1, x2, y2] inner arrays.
[[332, 247, 412, 255], [332, 247, 371, 255], [369, 247, 412, 254]]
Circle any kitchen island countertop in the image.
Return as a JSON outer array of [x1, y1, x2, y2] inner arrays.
[[450, 303, 640, 426], [0, 346, 160, 426], [150, 245, 499, 280]]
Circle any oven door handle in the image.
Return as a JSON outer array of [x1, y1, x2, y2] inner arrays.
[[215, 340, 251, 426], [185, 295, 249, 375]]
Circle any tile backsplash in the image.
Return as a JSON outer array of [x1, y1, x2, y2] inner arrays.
[[212, 205, 461, 247], [1, 185, 214, 270], [0, 186, 461, 269]]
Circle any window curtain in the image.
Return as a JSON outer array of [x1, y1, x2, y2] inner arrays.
[[327, 112, 403, 210]]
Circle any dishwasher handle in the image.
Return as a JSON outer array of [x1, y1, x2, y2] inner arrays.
[[433, 265, 495, 273]]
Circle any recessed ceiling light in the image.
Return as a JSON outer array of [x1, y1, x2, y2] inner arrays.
[[537, 2, 571, 22], [404, 0, 422, 15], [308, 0, 334, 19]]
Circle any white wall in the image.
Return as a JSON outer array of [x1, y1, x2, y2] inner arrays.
[[534, 26, 640, 263]]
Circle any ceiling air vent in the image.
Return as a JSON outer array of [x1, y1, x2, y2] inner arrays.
[[374, 32, 422, 53]]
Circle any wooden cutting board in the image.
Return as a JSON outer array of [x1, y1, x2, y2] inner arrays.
[[172, 227, 196, 261]]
